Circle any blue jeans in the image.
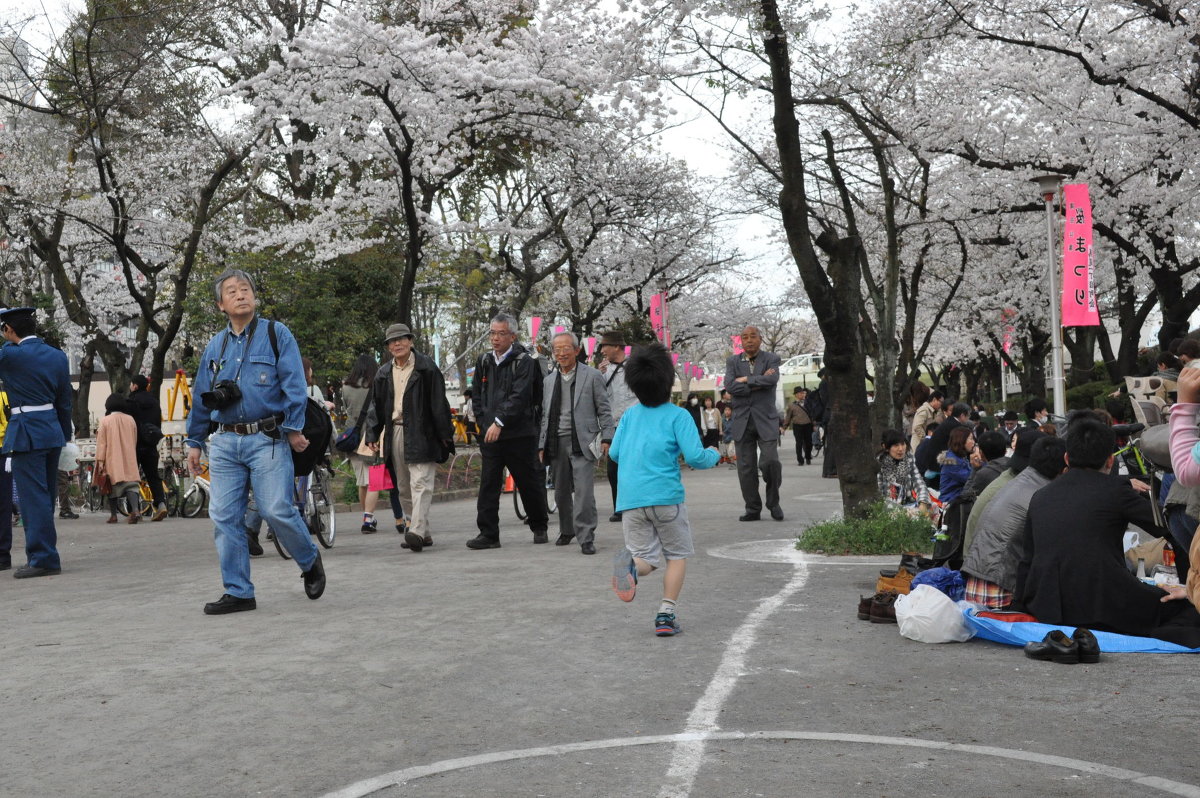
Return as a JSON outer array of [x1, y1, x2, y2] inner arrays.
[[208, 431, 317, 597]]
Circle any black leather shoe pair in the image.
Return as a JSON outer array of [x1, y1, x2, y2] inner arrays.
[[203, 594, 256, 615], [1024, 628, 1101, 664], [739, 512, 761, 522], [401, 535, 433, 550], [302, 554, 325, 600], [403, 531, 425, 552], [466, 535, 501, 549]]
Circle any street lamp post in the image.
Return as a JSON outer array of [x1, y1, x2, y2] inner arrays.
[[1033, 174, 1067, 419]]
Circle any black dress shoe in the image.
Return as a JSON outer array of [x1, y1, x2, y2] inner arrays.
[[532, 531, 549, 544], [246, 529, 264, 557], [609, 513, 622, 523], [466, 535, 501, 549], [769, 505, 784, 521], [1023, 630, 1079, 664], [1072, 628, 1101, 663], [203, 594, 256, 615], [58, 511, 80, 520], [581, 542, 596, 555], [302, 554, 326, 600], [401, 536, 433, 549], [555, 534, 575, 546], [13, 565, 62, 579], [404, 531, 424, 552], [739, 512, 761, 522]]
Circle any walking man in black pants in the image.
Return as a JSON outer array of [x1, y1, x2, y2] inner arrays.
[[781, 385, 813, 465], [598, 331, 636, 522], [128, 375, 169, 520], [467, 313, 549, 548]]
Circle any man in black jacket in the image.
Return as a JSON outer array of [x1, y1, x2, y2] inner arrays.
[[365, 323, 454, 553], [468, 313, 549, 548], [128, 375, 168, 521]]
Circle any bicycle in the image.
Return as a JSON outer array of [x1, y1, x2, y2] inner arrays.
[[271, 459, 337, 559], [512, 465, 558, 520], [1112, 422, 1167, 528], [181, 472, 211, 518]]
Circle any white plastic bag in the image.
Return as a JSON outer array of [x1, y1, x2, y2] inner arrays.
[[894, 584, 974, 643], [58, 441, 81, 472]]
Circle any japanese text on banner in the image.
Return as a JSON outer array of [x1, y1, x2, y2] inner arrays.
[[1061, 184, 1101, 327]]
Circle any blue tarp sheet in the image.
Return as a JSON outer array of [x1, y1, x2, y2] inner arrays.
[[963, 609, 1200, 654]]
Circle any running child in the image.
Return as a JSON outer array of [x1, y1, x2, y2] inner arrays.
[[608, 342, 720, 636]]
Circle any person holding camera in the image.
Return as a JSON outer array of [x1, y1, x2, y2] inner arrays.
[[185, 269, 326, 615]]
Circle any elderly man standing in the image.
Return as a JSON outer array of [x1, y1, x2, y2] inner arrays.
[[186, 268, 325, 614], [469, 312, 550, 549], [598, 330, 636, 522], [539, 332, 614, 555], [365, 323, 454, 553], [0, 307, 73, 578], [724, 325, 784, 522]]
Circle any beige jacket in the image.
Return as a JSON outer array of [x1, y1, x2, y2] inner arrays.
[[96, 413, 141, 483], [909, 402, 944, 451]]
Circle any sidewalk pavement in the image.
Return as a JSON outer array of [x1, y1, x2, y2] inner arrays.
[[2, 441, 1197, 797]]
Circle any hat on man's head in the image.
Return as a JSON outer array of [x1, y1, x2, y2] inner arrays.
[[793, 385, 807, 394], [1009, 428, 1045, 474], [384, 323, 414, 343], [0, 307, 35, 325], [599, 331, 626, 347]]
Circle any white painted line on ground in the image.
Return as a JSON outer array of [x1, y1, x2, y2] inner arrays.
[[654, 561, 810, 798], [707, 538, 894, 567], [320, 730, 1200, 798]]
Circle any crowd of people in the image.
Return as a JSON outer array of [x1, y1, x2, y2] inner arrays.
[[877, 364, 1200, 650], [8, 275, 1200, 648]]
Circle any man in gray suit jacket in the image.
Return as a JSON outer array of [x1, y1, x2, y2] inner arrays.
[[725, 326, 784, 521], [539, 332, 615, 554]]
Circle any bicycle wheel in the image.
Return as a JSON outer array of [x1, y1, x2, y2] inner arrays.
[[181, 484, 208, 518], [513, 482, 527, 520], [161, 470, 182, 517], [309, 466, 336, 548], [545, 470, 557, 515], [85, 484, 107, 513], [271, 527, 293, 560]]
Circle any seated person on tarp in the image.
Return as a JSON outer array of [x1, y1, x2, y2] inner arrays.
[[931, 426, 980, 570], [963, 428, 1045, 557], [1166, 365, 1200, 606], [961, 437, 1066, 608], [876, 428, 930, 516], [1015, 418, 1200, 647], [913, 421, 940, 488], [958, 431, 1010, 506]]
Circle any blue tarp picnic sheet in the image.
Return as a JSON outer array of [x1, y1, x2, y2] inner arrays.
[[962, 609, 1200, 653]]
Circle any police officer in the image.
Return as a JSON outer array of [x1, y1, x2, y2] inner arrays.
[[0, 307, 73, 578], [186, 269, 326, 614]]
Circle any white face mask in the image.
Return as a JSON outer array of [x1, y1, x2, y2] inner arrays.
[[690, 397, 699, 405]]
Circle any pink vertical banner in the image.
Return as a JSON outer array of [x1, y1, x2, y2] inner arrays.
[[716, 375, 724, 389], [683, 361, 692, 377], [649, 294, 665, 342], [695, 366, 704, 380], [529, 316, 542, 341], [671, 353, 680, 367], [624, 346, 631, 357], [553, 325, 565, 335], [1002, 308, 1016, 354], [731, 335, 743, 355], [1061, 184, 1100, 327], [584, 336, 596, 357]]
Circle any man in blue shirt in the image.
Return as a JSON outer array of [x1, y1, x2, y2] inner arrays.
[[0, 307, 72, 578], [186, 269, 326, 614]]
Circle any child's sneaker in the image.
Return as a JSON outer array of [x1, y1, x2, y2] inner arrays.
[[612, 547, 637, 602], [655, 612, 681, 636]]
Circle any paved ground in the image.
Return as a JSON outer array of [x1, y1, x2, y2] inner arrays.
[[3, 440, 1199, 798]]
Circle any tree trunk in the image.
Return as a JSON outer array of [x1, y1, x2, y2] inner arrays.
[[1062, 327, 1097, 386], [74, 345, 96, 438]]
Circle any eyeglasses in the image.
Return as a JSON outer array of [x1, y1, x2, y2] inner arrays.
[[552, 348, 576, 354], [488, 330, 513, 337]]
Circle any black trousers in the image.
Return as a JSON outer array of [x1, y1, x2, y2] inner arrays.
[[476, 435, 548, 540], [793, 424, 813, 464], [606, 452, 619, 512], [136, 445, 166, 507]]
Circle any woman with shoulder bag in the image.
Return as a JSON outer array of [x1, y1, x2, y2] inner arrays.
[[341, 354, 381, 533]]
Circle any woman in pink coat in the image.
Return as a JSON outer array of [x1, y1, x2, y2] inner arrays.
[[95, 394, 142, 524]]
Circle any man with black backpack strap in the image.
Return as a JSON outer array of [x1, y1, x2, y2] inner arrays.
[[468, 312, 549, 549], [186, 268, 326, 615]]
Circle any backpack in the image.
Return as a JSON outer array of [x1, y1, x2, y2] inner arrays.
[[264, 320, 332, 477]]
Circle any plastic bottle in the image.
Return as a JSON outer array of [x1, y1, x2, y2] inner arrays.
[[1136, 557, 1147, 581]]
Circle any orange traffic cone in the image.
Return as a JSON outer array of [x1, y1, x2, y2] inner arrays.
[[503, 473, 515, 493]]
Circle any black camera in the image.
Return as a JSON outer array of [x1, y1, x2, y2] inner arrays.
[[201, 380, 243, 409]]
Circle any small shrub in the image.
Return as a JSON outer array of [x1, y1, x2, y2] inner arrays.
[[796, 501, 934, 555]]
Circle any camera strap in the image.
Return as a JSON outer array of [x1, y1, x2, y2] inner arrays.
[[211, 316, 260, 385]]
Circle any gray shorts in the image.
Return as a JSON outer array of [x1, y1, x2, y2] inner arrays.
[[622, 504, 694, 568]]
